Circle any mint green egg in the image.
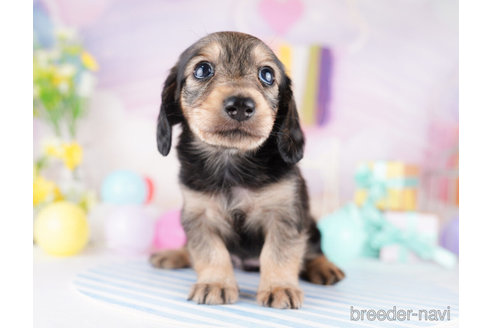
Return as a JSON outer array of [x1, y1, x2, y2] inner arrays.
[[317, 204, 366, 267]]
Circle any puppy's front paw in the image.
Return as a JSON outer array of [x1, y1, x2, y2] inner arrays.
[[188, 283, 239, 305], [149, 249, 190, 269], [302, 255, 345, 285], [257, 286, 303, 309]]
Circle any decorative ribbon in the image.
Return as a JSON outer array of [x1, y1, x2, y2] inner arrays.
[[354, 164, 457, 268]]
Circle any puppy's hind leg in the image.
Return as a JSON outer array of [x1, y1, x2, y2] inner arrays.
[[150, 247, 191, 269], [301, 255, 345, 285], [301, 220, 345, 285]]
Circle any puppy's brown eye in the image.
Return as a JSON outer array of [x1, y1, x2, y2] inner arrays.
[[194, 62, 214, 80], [258, 66, 274, 86]]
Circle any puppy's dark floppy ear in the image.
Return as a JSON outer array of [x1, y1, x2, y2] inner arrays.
[[275, 76, 305, 164], [157, 66, 183, 156]]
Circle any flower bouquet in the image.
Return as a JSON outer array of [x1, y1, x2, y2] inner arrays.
[[33, 28, 97, 212]]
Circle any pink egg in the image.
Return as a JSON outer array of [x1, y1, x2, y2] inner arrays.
[[153, 209, 187, 250]]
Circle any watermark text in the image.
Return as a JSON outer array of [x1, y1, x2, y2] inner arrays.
[[350, 306, 451, 321]]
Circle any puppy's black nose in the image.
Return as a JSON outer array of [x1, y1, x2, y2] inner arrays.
[[224, 96, 255, 122]]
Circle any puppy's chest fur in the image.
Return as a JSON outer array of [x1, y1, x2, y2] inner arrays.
[[180, 177, 302, 259]]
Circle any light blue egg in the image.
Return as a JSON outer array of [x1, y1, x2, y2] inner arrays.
[[101, 170, 147, 205]]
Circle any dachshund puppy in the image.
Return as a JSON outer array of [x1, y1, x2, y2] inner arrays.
[[150, 31, 344, 309]]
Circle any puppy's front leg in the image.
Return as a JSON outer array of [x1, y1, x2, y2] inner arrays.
[[257, 221, 306, 309], [180, 187, 239, 305], [184, 220, 238, 305], [187, 237, 238, 305]]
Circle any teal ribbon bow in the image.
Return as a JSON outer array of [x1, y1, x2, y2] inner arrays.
[[354, 164, 456, 268]]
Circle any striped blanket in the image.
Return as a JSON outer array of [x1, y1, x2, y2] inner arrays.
[[73, 260, 458, 327]]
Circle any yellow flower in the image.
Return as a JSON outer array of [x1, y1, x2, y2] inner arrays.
[[62, 142, 83, 170], [51, 74, 68, 87], [81, 51, 99, 71], [44, 140, 64, 158], [51, 64, 76, 87], [79, 191, 97, 213], [43, 140, 84, 170], [33, 176, 62, 206]]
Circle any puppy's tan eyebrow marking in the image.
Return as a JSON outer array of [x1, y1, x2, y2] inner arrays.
[[257, 60, 277, 67], [252, 46, 282, 81], [197, 42, 221, 60], [192, 54, 210, 61], [184, 43, 222, 77], [253, 46, 276, 63]]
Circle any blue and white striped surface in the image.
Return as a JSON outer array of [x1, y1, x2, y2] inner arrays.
[[73, 260, 458, 327]]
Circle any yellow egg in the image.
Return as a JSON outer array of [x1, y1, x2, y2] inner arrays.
[[34, 201, 89, 256]]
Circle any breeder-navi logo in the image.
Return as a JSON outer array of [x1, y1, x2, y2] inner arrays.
[[350, 306, 451, 322]]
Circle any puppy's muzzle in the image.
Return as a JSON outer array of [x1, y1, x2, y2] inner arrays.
[[224, 96, 255, 122]]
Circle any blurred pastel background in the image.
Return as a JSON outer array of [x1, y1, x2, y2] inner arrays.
[[33, 1, 459, 326]]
